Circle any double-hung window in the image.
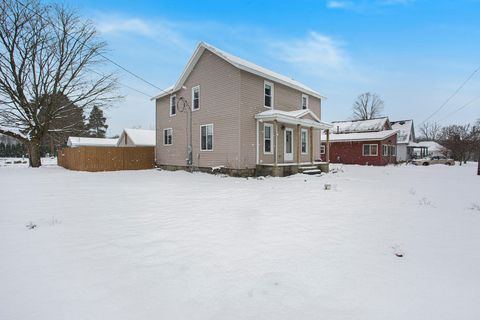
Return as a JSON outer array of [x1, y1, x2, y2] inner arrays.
[[302, 94, 309, 110], [320, 145, 326, 154], [264, 81, 273, 108], [382, 145, 389, 156], [301, 129, 308, 154], [163, 128, 173, 145], [192, 86, 200, 110], [363, 144, 378, 156], [169, 95, 176, 116], [264, 124, 273, 154], [390, 145, 396, 156], [200, 124, 213, 151]]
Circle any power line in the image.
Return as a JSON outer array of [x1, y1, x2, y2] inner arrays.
[[87, 68, 154, 98], [419, 65, 480, 125], [14, 0, 169, 95], [438, 95, 480, 122]]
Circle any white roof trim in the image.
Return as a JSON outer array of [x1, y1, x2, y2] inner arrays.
[[322, 130, 397, 142], [152, 42, 326, 101], [255, 109, 332, 130]]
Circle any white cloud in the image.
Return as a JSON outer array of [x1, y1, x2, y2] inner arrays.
[[326, 1, 354, 9], [271, 32, 350, 75]]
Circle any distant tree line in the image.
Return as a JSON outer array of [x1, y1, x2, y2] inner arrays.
[[418, 119, 480, 164]]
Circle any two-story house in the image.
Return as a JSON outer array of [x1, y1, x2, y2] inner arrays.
[[153, 42, 332, 176]]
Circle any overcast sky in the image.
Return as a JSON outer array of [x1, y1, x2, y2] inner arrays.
[[60, 0, 480, 136]]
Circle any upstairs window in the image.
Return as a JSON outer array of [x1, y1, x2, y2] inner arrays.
[[302, 94, 309, 110], [264, 81, 273, 108], [163, 128, 173, 145], [170, 95, 176, 116], [200, 124, 213, 151], [192, 86, 200, 110], [264, 124, 273, 154], [301, 129, 308, 154]]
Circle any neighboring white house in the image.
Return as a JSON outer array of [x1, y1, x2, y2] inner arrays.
[[116, 129, 155, 147], [391, 120, 415, 162], [414, 141, 447, 157], [67, 137, 118, 148]]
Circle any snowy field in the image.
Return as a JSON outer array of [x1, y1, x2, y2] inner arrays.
[[1, 161, 479, 320]]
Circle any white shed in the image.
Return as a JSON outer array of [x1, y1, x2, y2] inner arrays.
[[67, 137, 118, 148]]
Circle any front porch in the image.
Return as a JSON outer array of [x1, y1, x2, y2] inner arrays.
[[255, 109, 333, 176]]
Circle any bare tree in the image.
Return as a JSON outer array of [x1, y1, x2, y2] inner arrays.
[[352, 92, 384, 120], [439, 123, 479, 165], [0, 0, 119, 167], [418, 122, 442, 141]]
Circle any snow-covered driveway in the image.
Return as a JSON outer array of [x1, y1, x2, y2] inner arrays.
[[1, 163, 479, 319]]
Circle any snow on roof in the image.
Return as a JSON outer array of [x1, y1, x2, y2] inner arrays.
[[413, 141, 445, 152], [391, 120, 414, 144], [331, 117, 389, 134], [322, 130, 397, 142], [119, 129, 155, 146], [152, 42, 325, 100], [67, 137, 118, 148]]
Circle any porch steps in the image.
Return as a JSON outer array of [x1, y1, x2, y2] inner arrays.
[[299, 165, 322, 175]]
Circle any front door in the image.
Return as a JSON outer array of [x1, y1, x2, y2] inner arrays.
[[284, 128, 293, 161]]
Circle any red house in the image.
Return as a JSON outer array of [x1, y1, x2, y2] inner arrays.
[[321, 117, 397, 166]]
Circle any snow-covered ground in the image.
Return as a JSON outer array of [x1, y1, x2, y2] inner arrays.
[[0, 163, 479, 320]]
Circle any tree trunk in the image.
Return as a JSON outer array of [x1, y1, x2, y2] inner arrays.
[[27, 141, 41, 167]]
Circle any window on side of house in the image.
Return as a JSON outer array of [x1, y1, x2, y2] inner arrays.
[[363, 144, 378, 156], [320, 145, 326, 154], [264, 81, 273, 108], [301, 128, 308, 154], [163, 128, 173, 145], [382, 144, 389, 156], [391, 145, 396, 156], [200, 124, 213, 151], [192, 86, 200, 110], [302, 94, 309, 110], [264, 124, 273, 154], [169, 94, 176, 116]]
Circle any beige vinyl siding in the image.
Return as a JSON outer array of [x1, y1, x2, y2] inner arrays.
[[156, 50, 241, 168], [240, 70, 323, 167]]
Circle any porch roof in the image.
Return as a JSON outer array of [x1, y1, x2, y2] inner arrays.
[[255, 109, 332, 130]]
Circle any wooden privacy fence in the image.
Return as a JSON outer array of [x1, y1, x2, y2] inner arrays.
[[58, 146, 155, 172]]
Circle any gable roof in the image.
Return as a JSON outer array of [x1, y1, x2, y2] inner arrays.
[[67, 137, 118, 148], [390, 119, 415, 144], [152, 42, 325, 100], [117, 129, 155, 147], [255, 109, 332, 130], [331, 117, 390, 134]]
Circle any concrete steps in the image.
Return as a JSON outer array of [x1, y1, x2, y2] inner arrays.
[[299, 165, 322, 175]]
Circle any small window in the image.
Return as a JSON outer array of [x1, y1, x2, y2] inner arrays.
[[302, 94, 309, 110], [320, 145, 326, 154], [363, 144, 378, 156], [264, 124, 273, 154], [200, 124, 213, 151], [264, 81, 273, 108], [170, 95, 176, 116], [192, 86, 200, 110], [163, 128, 173, 145], [390, 145, 396, 156], [301, 129, 308, 154], [382, 145, 389, 156]]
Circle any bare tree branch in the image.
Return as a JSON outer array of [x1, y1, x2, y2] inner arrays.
[[352, 92, 384, 120]]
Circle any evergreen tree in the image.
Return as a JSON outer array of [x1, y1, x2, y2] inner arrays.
[[87, 106, 108, 138]]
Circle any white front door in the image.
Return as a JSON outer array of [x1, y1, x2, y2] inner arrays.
[[284, 128, 293, 161]]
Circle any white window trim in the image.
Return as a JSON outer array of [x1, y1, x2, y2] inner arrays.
[[382, 144, 389, 156], [363, 144, 378, 156], [320, 145, 326, 155], [163, 128, 173, 146], [263, 123, 273, 154], [200, 123, 214, 151], [264, 80, 274, 109], [301, 128, 308, 154], [191, 85, 200, 111], [391, 145, 396, 156], [302, 94, 309, 110], [169, 94, 176, 117]]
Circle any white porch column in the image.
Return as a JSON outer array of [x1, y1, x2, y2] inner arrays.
[[274, 120, 278, 166], [256, 119, 259, 165], [326, 129, 330, 163]]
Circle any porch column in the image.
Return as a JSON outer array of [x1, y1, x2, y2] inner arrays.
[[296, 124, 301, 164], [274, 120, 278, 166], [309, 127, 314, 163], [326, 129, 330, 163], [255, 119, 259, 165]]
